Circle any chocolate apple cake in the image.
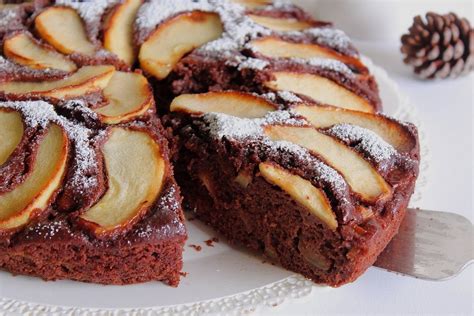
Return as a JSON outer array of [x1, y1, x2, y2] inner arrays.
[[0, 0, 419, 287]]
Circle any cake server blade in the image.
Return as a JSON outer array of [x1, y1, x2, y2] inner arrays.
[[374, 208, 473, 280]]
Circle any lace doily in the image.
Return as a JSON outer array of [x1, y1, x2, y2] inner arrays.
[[0, 57, 430, 316]]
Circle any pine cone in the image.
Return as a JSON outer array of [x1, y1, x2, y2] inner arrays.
[[401, 12, 474, 79]]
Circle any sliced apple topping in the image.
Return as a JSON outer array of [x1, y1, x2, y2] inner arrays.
[[259, 162, 337, 230], [248, 15, 313, 31], [170, 91, 275, 118], [0, 109, 24, 166], [3, 32, 77, 72], [264, 125, 391, 203], [103, 0, 143, 65], [0, 124, 68, 231], [250, 37, 366, 73], [79, 128, 165, 236], [265, 71, 374, 113], [95, 71, 153, 124], [139, 11, 223, 80], [231, 0, 272, 9], [294, 105, 416, 153], [0, 65, 115, 99], [35, 6, 96, 55]]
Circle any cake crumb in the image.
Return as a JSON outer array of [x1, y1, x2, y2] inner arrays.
[[180, 271, 189, 277], [204, 237, 219, 247], [189, 244, 202, 251]]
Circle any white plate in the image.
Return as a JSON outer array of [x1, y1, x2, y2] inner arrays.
[[0, 57, 428, 315]]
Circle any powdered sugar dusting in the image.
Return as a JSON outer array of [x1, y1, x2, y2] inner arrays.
[[0, 100, 99, 191], [0, 6, 20, 29], [136, 0, 270, 49], [277, 91, 302, 103], [262, 0, 294, 11], [237, 57, 269, 71], [261, 109, 306, 126], [256, 91, 299, 108], [326, 124, 397, 164], [56, 0, 119, 39], [260, 92, 277, 102], [135, 224, 153, 239], [134, 0, 357, 77], [135, 0, 271, 70], [135, 0, 214, 45], [292, 57, 355, 78], [203, 110, 306, 140], [61, 99, 99, 119], [270, 140, 347, 193], [198, 1, 271, 53], [202, 110, 348, 196], [204, 112, 263, 140], [1, 100, 57, 128], [1, 55, 19, 70], [133, 183, 186, 240], [94, 49, 118, 59], [63, 118, 99, 191], [303, 27, 355, 56], [156, 184, 180, 212], [25, 220, 65, 240]]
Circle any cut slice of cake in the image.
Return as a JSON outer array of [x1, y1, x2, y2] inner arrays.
[[166, 91, 419, 286]]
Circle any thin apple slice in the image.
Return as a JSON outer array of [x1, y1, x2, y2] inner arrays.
[[294, 105, 416, 153], [250, 37, 367, 73], [3, 32, 77, 72], [0, 124, 68, 231], [0, 65, 115, 99], [0, 109, 24, 166], [259, 162, 337, 230], [35, 6, 96, 55], [79, 127, 165, 236], [265, 71, 374, 113], [231, 0, 272, 8], [95, 71, 153, 124], [103, 0, 143, 65], [248, 14, 313, 31], [264, 125, 391, 203], [139, 11, 223, 80], [170, 91, 275, 118]]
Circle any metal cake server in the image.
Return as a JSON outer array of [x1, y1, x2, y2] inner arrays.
[[374, 208, 473, 280]]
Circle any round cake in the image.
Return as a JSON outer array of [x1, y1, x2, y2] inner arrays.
[[0, 0, 419, 287]]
